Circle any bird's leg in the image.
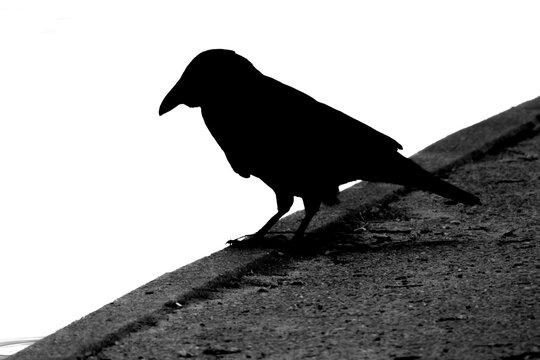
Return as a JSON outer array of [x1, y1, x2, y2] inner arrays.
[[292, 197, 321, 241], [251, 192, 294, 240], [227, 192, 293, 246]]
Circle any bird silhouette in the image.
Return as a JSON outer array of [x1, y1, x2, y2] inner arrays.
[[159, 49, 480, 245]]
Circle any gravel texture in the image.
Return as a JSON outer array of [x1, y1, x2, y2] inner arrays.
[[11, 99, 540, 360], [88, 127, 540, 360]]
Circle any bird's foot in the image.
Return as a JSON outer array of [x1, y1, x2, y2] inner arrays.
[[226, 233, 289, 249], [226, 233, 264, 248]]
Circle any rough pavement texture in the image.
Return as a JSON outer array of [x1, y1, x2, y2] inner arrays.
[[12, 98, 540, 359], [87, 126, 540, 360]]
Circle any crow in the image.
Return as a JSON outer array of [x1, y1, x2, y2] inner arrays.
[[159, 49, 480, 244]]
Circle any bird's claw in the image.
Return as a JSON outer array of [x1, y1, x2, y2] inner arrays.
[[226, 234, 263, 248], [226, 233, 294, 249]]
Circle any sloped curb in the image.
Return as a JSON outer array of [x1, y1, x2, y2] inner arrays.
[[11, 97, 540, 360]]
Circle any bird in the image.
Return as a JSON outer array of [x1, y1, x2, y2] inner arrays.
[[159, 49, 480, 245]]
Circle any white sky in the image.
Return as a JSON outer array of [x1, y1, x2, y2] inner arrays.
[[1, 0, 539, 343]]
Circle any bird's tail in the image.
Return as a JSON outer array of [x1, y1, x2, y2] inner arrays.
[[414, 170, 481, 205], [374, 155, 481, 205]]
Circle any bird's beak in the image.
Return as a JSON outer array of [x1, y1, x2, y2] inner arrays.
[[159, 82, 185, 116]]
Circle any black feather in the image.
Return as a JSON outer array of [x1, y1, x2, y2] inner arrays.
[[159, 49, 480, 243]]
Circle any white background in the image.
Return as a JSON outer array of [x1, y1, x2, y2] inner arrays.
[[1, 1, 539, 343]]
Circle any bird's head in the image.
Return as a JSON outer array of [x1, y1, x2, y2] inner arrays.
[[159, 49, 260, 115]]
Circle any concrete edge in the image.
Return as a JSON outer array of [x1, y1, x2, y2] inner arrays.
[[12, 97, 540, 360]]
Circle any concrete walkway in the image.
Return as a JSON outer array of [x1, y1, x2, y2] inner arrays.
[[12, 98, 540, 360]]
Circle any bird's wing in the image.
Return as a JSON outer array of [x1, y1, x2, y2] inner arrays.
[[316, 101, 403, 151], [260, 76, 403, 154], [231, 76, 406, 188]]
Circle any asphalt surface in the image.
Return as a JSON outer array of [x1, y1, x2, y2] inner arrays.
[[11, 99, 540, 360], [90, 122, 540, 360]]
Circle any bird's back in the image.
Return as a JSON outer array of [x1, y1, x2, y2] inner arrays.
[[201, 74, 405, 198]]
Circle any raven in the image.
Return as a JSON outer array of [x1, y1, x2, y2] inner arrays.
[[159, 49, 480, 244]]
